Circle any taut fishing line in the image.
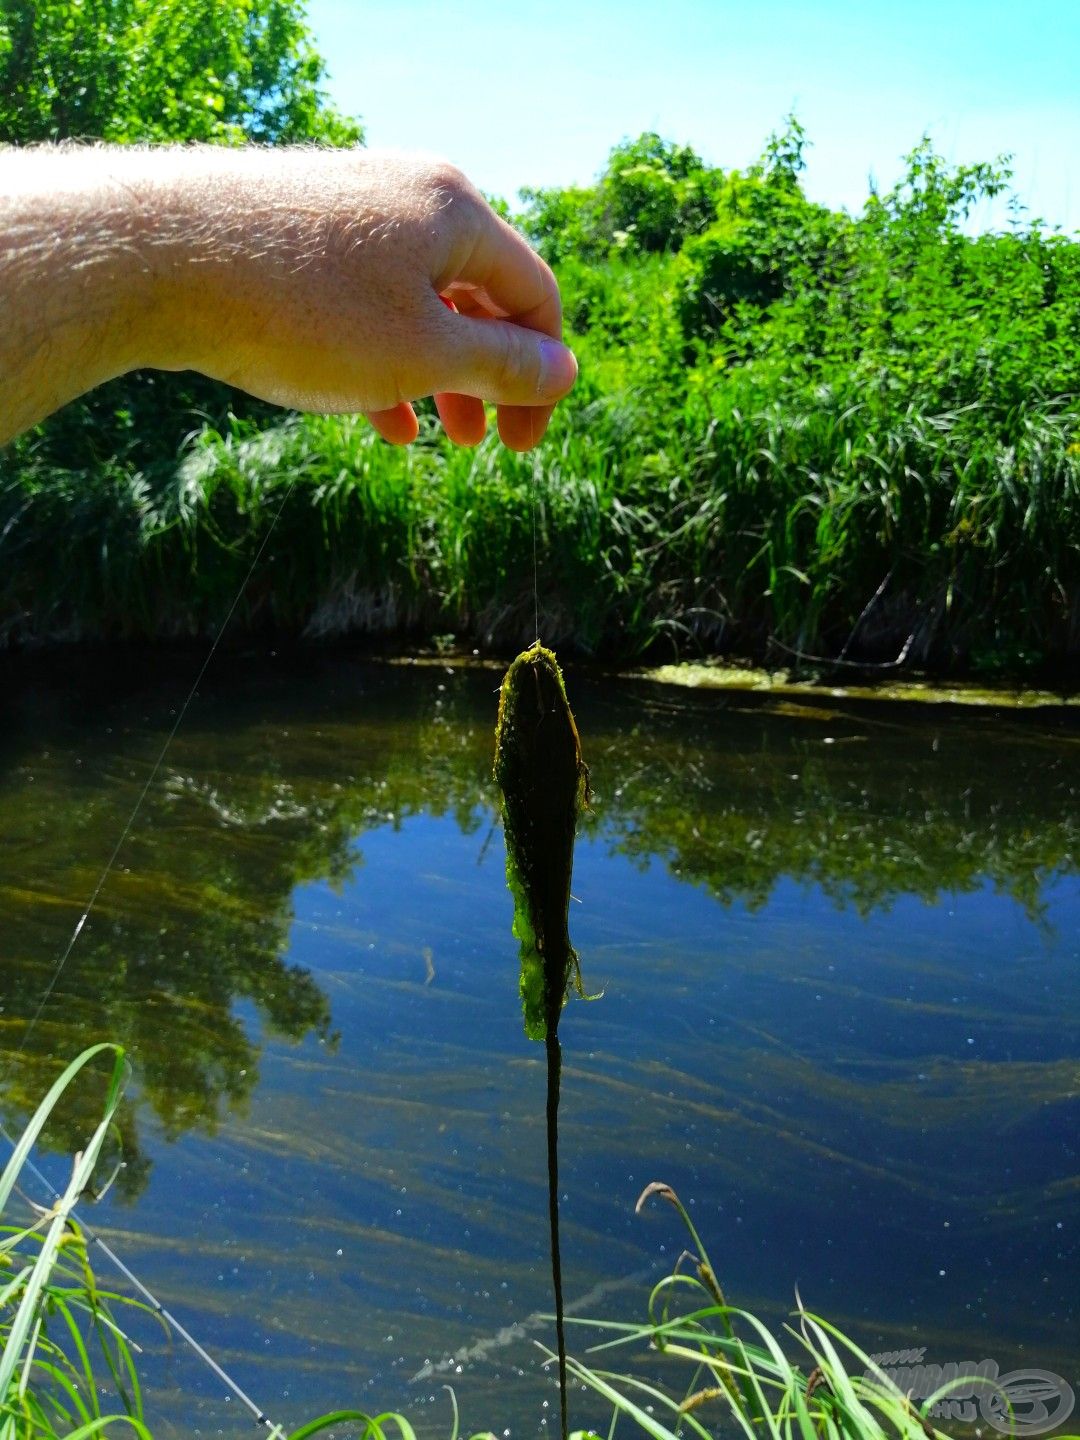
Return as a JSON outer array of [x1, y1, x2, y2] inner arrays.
[[1, 477, 301, 1433], [533, 468, 568, 1440], [495, 461, 594, 1440], [531, 463, 540, 641], [529, 464, 567, 1434]]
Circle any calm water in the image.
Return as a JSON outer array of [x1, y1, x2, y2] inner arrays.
[[0, 651, 1077, 1437]]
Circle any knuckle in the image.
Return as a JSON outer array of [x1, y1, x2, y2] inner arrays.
[[415, 157, 474, 207]]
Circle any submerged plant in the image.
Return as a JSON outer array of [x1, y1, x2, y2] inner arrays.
[[0, 1049, 495, 1439], [493, 640, 598, 1440], [493, 641, 593, 1043]]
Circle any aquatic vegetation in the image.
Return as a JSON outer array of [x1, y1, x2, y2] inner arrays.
[[7, 1052, 1003, 1440], [1, 657, 1076, 1427], [0, 1046, 497, 1439], [2, 652, 1076, 1182], [0, 1044, 154, 1436], [493, 641, 596, 1440], [493, 642, 591, 1042], [634, 663, 1080, 708]]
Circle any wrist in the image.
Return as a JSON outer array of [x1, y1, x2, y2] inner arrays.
[[0, 147, 170, 439]]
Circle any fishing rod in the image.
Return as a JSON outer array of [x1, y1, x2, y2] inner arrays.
[[2, 1120, 287, 1436]]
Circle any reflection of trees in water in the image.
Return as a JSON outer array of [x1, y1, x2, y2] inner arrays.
[[0, 656, 496, 1194], [589, 693, 1079, 919], [0, 768, 338, 1197], [0, 655, 1075, 1195]]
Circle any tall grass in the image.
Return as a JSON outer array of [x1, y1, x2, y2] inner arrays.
[[6, 389, 1076, 673], [0, 1044, 153, 1436]]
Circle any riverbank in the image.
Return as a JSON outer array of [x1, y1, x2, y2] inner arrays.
[[3, 399, 1078, 681]]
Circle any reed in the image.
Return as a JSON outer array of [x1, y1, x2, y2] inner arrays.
[[9, 1057, 1020, 1440], [0, 1044, 153, 1436]]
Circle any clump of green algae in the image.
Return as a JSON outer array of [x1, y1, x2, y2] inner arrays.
[[636, 662, 1078, 707], [493, 641, 594, 1440], [493, 641, 592, 1041]]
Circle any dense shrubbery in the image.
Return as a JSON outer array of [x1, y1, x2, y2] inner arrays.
[[1, 9, 1078, 674], [520, 124, 1080, 671]]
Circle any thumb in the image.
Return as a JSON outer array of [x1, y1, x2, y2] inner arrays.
[[435, 311, 578, 406]]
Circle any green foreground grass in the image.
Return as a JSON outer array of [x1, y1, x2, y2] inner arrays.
[[6, 1049, 1069, 1440]]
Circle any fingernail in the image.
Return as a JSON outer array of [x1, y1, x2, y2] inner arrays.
[[538, 339, 578, 399]]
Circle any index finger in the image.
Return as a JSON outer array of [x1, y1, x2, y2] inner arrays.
[[449, 205, 562, 327]]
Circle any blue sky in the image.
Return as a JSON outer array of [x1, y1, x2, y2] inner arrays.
[[306, 0, 1079, 232]]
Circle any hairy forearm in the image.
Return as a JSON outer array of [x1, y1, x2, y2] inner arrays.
[[0, 143, 366, 438], [0, 143, 575, 451], [0, 147, 164, 443]]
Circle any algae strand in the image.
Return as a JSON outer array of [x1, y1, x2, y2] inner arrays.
[[493, 641, 592, 1440]]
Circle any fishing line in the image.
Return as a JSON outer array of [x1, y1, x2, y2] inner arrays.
[[0, 1121, 286, 1436], [0, 476, 299, 1429], [8, 479, 298, 1069], [526, 467, 570, 1438], [545, 1026, 568, 1440], [531, 464, 540, 642]]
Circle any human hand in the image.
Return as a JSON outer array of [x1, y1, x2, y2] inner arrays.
[[0, 146, 577, 450], [146, 147, 577, 451]]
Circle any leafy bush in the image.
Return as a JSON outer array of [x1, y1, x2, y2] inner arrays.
[[521, 132, 726, 262]]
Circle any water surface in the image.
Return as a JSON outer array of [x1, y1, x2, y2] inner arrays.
[[0, 651, 1076, 1436]]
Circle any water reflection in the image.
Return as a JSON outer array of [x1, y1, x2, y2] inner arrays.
[[0, 651, 1076, 1435]]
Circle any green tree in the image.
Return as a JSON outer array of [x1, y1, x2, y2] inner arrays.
[[0, 0, 362, 145], [520, 132, 724, 262]]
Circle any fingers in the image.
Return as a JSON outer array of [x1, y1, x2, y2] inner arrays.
[[449, 209, 563, 342], [365, 402, 419, 445], [368, 391, 547, 451], [370, 188, 577, 451], [431, 295, 487, 446], [431, 307, 578, 409], [420, 313, 576, 451], [498, 404, 553, 452], [439, 204, 575, 450], [434, 391, 487, 446]]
